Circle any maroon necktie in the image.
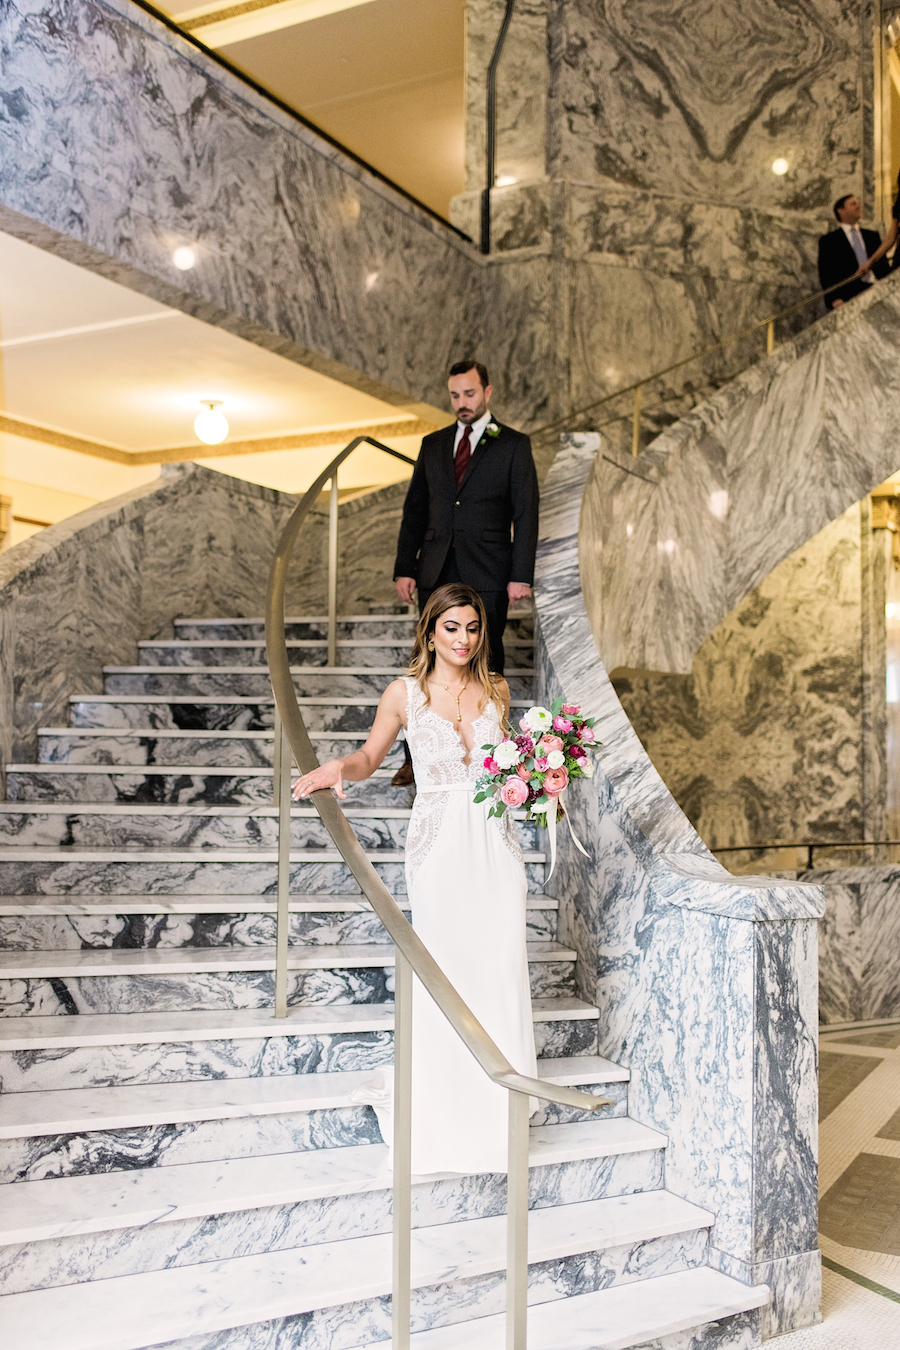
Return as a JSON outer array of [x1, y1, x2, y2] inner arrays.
[[454, 425, 472, 491]]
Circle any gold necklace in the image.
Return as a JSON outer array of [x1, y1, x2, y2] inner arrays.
[[438, 678, 469, 722]]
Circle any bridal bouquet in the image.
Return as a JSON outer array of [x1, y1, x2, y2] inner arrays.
[[474, 700, 598, 877]]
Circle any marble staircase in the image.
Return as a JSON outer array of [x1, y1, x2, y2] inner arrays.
[[0, 613, 768, 1348]]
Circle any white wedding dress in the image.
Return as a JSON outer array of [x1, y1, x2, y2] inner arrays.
[[402, 676, 537, 1175]]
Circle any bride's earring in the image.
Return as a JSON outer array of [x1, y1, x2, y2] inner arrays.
[[427, 640, 435, 651]]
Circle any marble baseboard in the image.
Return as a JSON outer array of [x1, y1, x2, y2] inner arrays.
[[709, 1246, 820, 1341]]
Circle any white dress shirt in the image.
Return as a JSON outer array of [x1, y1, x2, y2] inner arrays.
[[842, 222, 874, 283], [453, 410, 493, 457]]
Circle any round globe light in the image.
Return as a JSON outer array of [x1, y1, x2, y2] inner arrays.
[[194, 400, 228, 445], [772, 158, 789, 176], [173, 246, 197, 271]]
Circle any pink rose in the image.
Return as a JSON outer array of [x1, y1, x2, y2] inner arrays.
[[500, 777, 530, 807], [544, 766, 569, 796], [516, 763, 531, 779], [579, 726, 595, 744], [519, 717, 531, 732], [535, 756, 548, 771], [553, 716, 573, 733], [562, 704, 580, 715], [569, 744, 586, 759], [538, 735, 564, 754], [483, 756, 500, 774]]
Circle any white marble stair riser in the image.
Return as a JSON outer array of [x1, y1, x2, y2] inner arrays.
[[66, 695, 535, 733], [0, 1255, 766, 1350], [172, 616, 534, 643], [0, 806, 539, 853], [102, 669, 536, 701], [33, 731, 407, 768], [4, 769, 416, 808], [0, 905, 556, 950], [134, 640, 534, 668]]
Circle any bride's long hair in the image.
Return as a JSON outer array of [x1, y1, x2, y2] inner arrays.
[[406, 583, 506, 719]]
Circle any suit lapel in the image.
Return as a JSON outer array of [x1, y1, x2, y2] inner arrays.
[[459, 422, 501, 493], [439, 424, 457, 497]]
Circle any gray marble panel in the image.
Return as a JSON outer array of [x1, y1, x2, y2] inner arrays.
[[533, 432, 823, 1334], [5, 769, 415, 808], [0, 859, 544, 896], [817, 864, 900, 1023], [0, 955, 561, 1017], [69, 700, 280, 732], [532, 1017, 598, 1061]]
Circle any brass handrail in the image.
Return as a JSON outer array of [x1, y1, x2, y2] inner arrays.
[[533, 264, 891, 452], [265, 433, 609, 1349]]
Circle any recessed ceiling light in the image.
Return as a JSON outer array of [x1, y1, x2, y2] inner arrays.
[[194, 400, 228, 445], [772, 158, 789, 176], [495, 175, 517, 187], [365, 271, 379, 291], [173, 246, 197, 270]]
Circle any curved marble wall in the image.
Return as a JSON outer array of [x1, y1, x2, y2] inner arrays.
[[535, 433, 823, 1339], [580, 274, 900, 675]]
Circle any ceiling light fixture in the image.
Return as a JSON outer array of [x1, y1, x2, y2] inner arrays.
[[173, 246, 197, 270], [194, 400, 229, 445], [495, 175, 517, 187], [772, 158, 789, 176]]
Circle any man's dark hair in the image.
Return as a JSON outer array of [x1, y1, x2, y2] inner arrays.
[[449, 359, 489, 389], [833, 194, 855, 220]]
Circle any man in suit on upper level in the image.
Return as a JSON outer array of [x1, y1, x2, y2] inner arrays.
[[818, 194, 890, 309], [394, 359, 538, 676]]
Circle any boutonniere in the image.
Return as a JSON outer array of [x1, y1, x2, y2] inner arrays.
[[485, 421, 501, 438]]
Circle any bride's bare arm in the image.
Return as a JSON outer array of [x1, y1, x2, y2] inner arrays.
[[292, 679, 407, 799]]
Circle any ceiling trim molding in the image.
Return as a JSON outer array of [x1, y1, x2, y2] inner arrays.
[[0, 413, 436, 466]]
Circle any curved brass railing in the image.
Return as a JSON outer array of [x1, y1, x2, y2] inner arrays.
[[265, 434, 608, 1348]]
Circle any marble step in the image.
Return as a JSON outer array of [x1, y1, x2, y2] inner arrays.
[[136, 639, 533, 668], [4, 763, 415, 807], [0, 847, 546, 896], [0, 1183, 728, 1348], [102, 667, 534, 699], [0, 890, 555, 949], [173, 614, 533, 642], [0, 801, 539, 853], [0, 1057, 626, 1146], [345, 1268, 769, 1350], [33, 728, 407, 768], [0, 941, 573, 979], [68, 693, 532, 732]]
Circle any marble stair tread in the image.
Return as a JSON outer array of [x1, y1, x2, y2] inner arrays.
[[0, 941, 569, 978], [0, 1191, 721, 1350], [5, 763, 395, 781], [68, 695, 534, 707], [0, 892, 556, 914], [0, 997, 597, 1050], [105, 665, 536, 676], [34, 728, 393, 741], [0, 803, 415, 817], [137, 639, 534, 650], [347, 1268, 770, 1350], [0, 845, 545, 863], [0, 1124, 672, 1247]]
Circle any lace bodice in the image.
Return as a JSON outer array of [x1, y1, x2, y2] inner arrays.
[[403, 677, 522, 886]]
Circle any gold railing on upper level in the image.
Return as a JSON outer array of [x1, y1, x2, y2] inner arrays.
[[534, 266, 891, 456], [265, 435, 610, 1349]]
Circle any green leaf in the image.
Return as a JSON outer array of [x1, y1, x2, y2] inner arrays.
[[551, 696, 563, 716]]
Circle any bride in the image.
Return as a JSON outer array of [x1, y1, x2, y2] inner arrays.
[[292, 582, 537, 1174]]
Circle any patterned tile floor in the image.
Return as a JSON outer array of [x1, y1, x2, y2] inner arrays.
[[775, 1019, 900, 1347]]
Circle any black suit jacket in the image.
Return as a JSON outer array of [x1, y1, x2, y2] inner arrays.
[[393, 422, 539, 591], [817, 227, 889, 308]]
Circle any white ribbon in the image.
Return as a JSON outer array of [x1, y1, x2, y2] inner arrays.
[[543, 789, 589, 881]]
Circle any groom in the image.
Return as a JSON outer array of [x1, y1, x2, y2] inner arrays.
[[393, 359, 539, 675]]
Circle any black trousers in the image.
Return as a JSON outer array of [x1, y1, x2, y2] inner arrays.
[[418, 551, 509, 675]]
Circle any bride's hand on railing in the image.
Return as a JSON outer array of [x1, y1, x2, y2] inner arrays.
[[292, 759, 347, 800]]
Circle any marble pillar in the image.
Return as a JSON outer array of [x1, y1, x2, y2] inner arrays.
[[535, 432, 824, 1339]]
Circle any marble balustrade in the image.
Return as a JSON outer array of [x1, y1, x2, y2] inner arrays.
[[0, 463, 407, 771], [535, 432, 824, 1339]]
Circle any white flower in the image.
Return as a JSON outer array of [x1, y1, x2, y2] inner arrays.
[[579, 757, 594, 777], [530, 797, 550, 813], [524, 705, 552, 733], [546, 749, 565, 769], [493, 739, 521, 770]]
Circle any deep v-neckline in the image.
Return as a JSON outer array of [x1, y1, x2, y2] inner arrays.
[[421, 705, 491, 769]]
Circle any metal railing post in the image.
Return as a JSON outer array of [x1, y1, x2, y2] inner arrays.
[[766, 318, 776, 354], [392, 950, 413, 1348], [327, 474, 339, 668], [631, 384, 642, 458], [506, 1090, 530, 1348], [273, 705, 292, 1018]]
